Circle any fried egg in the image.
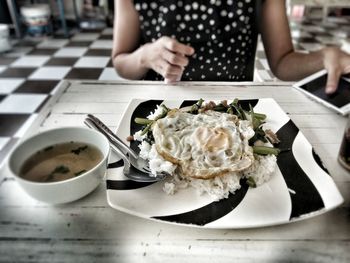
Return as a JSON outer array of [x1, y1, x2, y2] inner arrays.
[[152, 109, 255, 179]]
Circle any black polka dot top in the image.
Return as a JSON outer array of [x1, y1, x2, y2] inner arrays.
[[134, 0, 259, 81]]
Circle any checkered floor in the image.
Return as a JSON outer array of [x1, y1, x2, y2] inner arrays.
[[0, 16, 350, 165], [0, 27, 124, 164]]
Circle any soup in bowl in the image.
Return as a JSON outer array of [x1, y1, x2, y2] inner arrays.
[[8, 127, 110, 204]]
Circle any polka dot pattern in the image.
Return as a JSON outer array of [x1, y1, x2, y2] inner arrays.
[[134, 0, 258, 81]]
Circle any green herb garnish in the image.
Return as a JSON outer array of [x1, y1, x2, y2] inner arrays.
[[213, 103, 227, 112], [134, 118, 153, 125], [136, 104, 171, 136], [141, 122, 153, 136], [253, 146, 280, 156], [247, 177, 257, 188], [71, 145, 88, 155], [190, 98, 204, 114]]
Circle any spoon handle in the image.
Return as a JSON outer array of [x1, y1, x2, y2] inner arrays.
[[86, 114, 139, 159], [84, 119, 131, 172], [85, 119, 164, 182]]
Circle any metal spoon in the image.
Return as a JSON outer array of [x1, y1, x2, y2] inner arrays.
[[84, 119, 167, 182], [85, 114, 152, 174]]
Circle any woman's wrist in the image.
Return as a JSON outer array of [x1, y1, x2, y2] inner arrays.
[[321, 46, 341, 65], [138, 43, 151, 70], [321, 46, 344, 76]]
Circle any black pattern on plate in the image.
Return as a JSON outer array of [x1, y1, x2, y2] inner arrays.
[[106, 180, 155, 190], [179, 100, 197, 108], [312, 149, 330, 175], [107, 159, 124, 169], [276, 120, 324, 219], [238, 99, 259, 110], [152, 179, 249, 226], [129, 100, 163, 154], [107, 159, 156, 190]]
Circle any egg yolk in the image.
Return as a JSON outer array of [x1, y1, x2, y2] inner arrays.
[[194, 127, 231, 152]]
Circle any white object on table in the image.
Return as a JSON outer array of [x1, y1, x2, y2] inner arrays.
[[7, 127, 110, 204]]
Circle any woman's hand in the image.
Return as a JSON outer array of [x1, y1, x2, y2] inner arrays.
[[322, 47, 350, 94], [140, 36, 195, 82]]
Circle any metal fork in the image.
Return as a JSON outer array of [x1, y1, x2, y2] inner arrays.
[[84, 118, 167, 182], [86, 114, 151, 174]]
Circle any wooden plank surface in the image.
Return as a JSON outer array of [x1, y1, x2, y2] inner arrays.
[[0, 80, 349, 262]]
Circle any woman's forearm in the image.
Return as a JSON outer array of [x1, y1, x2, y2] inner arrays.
[[112, 45, 150, 80], [273, 47, 350, 93], [272, 49, 325, 81]]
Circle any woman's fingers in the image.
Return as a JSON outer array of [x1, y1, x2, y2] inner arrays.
[[161, 48, 189, 67], [147, 36, 192, 81], [325, 66, 342, 94], [161, 36, 195, 56], [323, 47, 350, 94], [164, 76, 182, 83], [157, 59, 183, 79]]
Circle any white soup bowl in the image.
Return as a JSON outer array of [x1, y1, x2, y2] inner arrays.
[[8, 127, 110, 204]]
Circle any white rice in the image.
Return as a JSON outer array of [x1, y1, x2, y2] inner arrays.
[[135, 105, 278, 201], [147, 105, 165, 120], [133, 130, 146, 141], [187, 172, 242, 201], [160, 155, 276, 201], [138, 137, 277, 200], [139, 141, 177, 176], [243, 154, 277, 186], [138, 140, 151, 159]]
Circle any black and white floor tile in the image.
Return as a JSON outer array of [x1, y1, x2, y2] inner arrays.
[[0, 17, 350, 165]]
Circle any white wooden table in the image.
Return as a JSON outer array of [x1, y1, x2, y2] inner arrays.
[[0, 80, 349, 262]]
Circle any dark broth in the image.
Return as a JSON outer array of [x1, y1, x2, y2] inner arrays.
[[19, 142, 103, 183]]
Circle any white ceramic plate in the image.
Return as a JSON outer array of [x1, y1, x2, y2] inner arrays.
[[106, 99, 343, 228]]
